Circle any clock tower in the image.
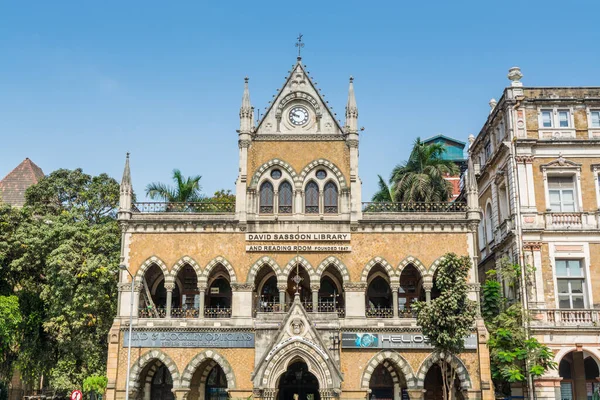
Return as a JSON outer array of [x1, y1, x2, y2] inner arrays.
[[235, 56, 361, 225]]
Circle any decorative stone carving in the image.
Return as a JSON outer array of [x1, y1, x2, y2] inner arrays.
[[164, 282, 176, 291], [523, 241, 542, 251], [310, 284, 320, 291], [231, 283, 254, 292], [507, 66, 523, 87], [343, 282, 367, 291], [514, 155, 534, 164], [290, 319, 305, 335], [277, 283, 288, 292], [422, 282, 434, 291]]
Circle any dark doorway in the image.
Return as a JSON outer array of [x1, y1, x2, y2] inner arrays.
[[205, 365, 228, 400], [423, 363, 464, 400], [369, 364, 394, 400], [277, 361, 320, 400], [151, 365, 174, 400]]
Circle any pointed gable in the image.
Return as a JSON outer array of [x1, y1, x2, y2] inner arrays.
[[0, 158, 45, 207], [255, 60, 344, 138]]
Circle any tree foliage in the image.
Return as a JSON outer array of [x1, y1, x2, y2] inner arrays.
[[0, 168, 120, 391], [146, 169, 204, 202], [371, 175, 393, 202], [389, 137, 459, 202], [413, 253, 477, 400], [482, 261, 556, 395]]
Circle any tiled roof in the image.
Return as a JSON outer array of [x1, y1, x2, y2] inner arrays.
[[0, 158, 45, 207]]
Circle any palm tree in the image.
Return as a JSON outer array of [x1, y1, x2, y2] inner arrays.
[[145, 169, 204, 203], [371, 175, 393, 202], [390, 137, 459, 202]]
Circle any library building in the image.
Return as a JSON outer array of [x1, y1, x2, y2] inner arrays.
[[105, 54, 493, 400]]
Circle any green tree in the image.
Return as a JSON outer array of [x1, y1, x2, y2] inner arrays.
[[0, 295, 21, 380], [0, 169, 120, 391], [371, 175, 393, 202], [146, 169, 203, 203], [482, 261, 556, 395], [390, 137, 459, 202], [413, 253, 478, 400]]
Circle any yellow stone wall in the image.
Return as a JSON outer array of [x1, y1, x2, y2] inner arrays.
[[247, 141, 350, 183], [127, 231, 468, 279]]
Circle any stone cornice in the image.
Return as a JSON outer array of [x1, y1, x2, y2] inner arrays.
[[253, 134, 345, 142]]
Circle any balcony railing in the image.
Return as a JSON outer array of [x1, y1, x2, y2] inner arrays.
[[531, 308, 599, 327], [366, 307, 394, 318], [255, 302, 288, 313], [204, 307, 232, 318], [138, 307, 167, 318], [132, 202, 235, 213], [170, 307, 200, 318], [362, 202, 467, 213], [548, 212, 582, 227], [317, 302, 345, 317]]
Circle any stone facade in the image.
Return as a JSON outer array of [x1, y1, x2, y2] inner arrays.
[[471, 68, 600, 399], [106, 57, 493, 400]]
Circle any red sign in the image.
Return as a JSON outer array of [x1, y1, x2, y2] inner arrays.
[[70, 390, 83, 400]]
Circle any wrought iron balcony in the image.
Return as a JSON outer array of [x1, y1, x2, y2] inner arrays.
[[138, 307, 167, 318], [204, 307, 232, 319], [362, 201, 467, 213], [170, 307, 199, 318], [132, 202, 235, 213], [255, 302, 288, 313], [366, 306, 394, 318], [530, 308, 599, 327], [317, 302, 345, 317]]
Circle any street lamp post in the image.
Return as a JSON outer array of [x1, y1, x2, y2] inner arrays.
[[119, 264, 135, 400]]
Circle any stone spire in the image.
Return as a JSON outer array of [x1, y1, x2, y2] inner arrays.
[[345, 76, 358, 134], [239, 77, 253, 133], [118, 152, 132, 218]]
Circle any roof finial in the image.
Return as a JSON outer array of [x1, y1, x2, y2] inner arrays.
[[121, 152, 131, 188], [295, 33, 304, 60]]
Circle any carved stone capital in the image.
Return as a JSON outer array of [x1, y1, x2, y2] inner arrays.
[[310, 284, 320, 291], [343, 282, 367, 291], [197, 284, 208, 292], [523, 241, 542, 251], [468, 283, 481, 292], [231, 283, 254, 292], [164, 282, 176, 291], [134, 283, 143, 292], [515, 155, 534, 163], [171, 388, 191, 400], [422, 282, 434, 291], [239, 139, 252, 149], [346, 139, 359, 148], [389, 284, 400, 291], [277, 283, 288, 292]]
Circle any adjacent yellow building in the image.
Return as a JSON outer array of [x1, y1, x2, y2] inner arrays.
[[105, 56, 493, 400]]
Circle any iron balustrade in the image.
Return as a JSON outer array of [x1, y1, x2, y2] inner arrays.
[[170, 307, 199, 318], [366, 307, 394, 318], [301, 301, 314, 312], [362, 201, 467, 213], [132, 202, 235, 213], [317, 302, 345, 317], [204, 307, 232, 318], [255, 301, 287, 313], [138, 307, 167, 318]]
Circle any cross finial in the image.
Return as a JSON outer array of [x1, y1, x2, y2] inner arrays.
[[295, 33, 304, 60]]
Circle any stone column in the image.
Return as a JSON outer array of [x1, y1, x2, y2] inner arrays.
[[165, 282, 175, 318], [573, 351, 586, 400], [197, 284, 206, 319], [277, 283, 287, 311], [390, 284, 399, 318], [231, 283, 254, 318], [311, 284, 320, 312], [524, 241, 545, 307], [405, 389, 424, 400], [344, 282, 367, 318], [294, 189, 303, 216], [422, 282, 433, 303]]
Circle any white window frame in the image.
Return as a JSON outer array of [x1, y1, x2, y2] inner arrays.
[[592, 164, 600, 210], [586, 107, 600, 139], [537, 107, 576, 139], [485, 200, 494, 244], [541, 160, 582, 213], [550, 243, 592, 309]]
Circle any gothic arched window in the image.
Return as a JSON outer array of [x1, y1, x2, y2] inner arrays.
[[259, 181, 274, 214], [324, 181, 338, 213], [305, 181, 319, 214], [278, 181, 293, 214], [485, 203, 494, 243]]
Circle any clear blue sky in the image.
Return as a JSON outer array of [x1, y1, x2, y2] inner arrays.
[[1, 1, 599, 201]]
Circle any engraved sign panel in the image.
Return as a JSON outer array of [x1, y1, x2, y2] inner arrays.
[[341, 333, 477, 349], [123, 331, 255, 348], [245, 233, 351, 242]]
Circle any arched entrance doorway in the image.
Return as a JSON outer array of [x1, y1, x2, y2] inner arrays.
[[423, 363, 464, 400], [369, 364, 394, 400], [558, 350, 600, 399], [278, 360, 320, 400], [151, 364, 174, 400]]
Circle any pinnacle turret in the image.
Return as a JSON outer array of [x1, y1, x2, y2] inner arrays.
[[239, 77, 253, 133], [345, 76, 358, 133], [119, 152, 132, 217]]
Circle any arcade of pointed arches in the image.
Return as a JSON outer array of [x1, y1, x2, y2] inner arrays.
[[134, 255, 443, 318]]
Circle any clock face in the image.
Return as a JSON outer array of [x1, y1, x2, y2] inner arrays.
[[288, 106, 309, 126]]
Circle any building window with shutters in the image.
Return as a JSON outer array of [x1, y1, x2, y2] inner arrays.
[[278, 181, 293, 214], [305, 181, 319, 214], [259, 181, 274, 214], [323, 181, 338, 214], [555, 259, 586, 309]]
